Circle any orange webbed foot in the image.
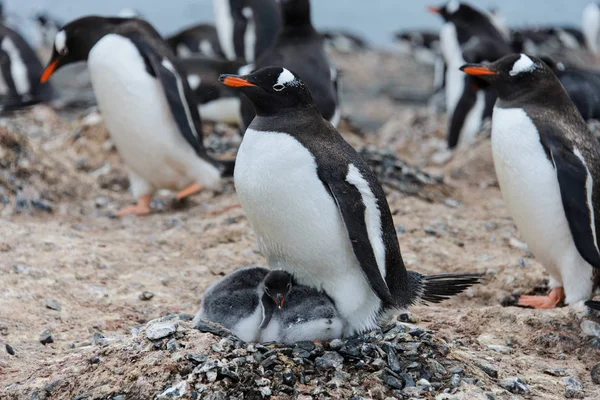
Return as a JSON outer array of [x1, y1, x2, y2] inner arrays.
[[518, 287, 565, 309], [176, 183, 205, 201], [117, 194, 152, 217]]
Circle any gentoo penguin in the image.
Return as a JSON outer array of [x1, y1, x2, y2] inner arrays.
[[239, 0, 339, 131], [35, 12, 62, 48], [213, 0, 281, 63], [40, 17, 233, 216], [394, 30, 440, 66], [177, 56, 245, 124], [512, 27, 586, 56], [462, 54, 600, 309], [220, 66, 480, 334], [321, 30, 368, 54], [259, 272, 344, 344], [166, 24, 224, 59], [583, 3, 600, 57], [0, 23, 53, 110], [429, 1, 511, 149]]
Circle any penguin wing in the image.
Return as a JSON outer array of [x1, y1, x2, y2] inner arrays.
[[323, 176, 395, 305], [548, 141, 600, 269], [128, 36, 207, 157]]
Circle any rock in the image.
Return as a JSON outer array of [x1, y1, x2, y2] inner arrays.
[[591, 363, 600, 384], [283, 369, 296, 387], [509, 237, 528, 251], [92, 332, 108, 346], [193, 320, 232, 338], [581, 320, 600, 337], [474, 360, 498, 378], [498, 377, 529, 394], [167, 339, 179, 352], [139, 291, 154, 301], [543, 368, 568, 377], [386, 348, 402, 372], [451, 374, 461, 387], [383, 371, 405, 390], [158, 381, 187, 399], [5, 344, 15, 355], [315, 351, 344, 370], [486, 345, 512, 354], [397, 313, 419, 323], [44, 300, 62, 311], [564, 377, 585, 399], [146, 320, 177, 340], [40, 329, 54, 345], [328, 339, 344, 350]]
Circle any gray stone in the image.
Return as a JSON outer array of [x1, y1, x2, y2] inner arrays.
[[92, 332, 108, 347], [158, 381, 187, 399], [498, 377, 529, 394], [328, 339, 344, 350], [39, 329, 54, 345], [564, 377, 585, 399], [581, 320, 600, 337], [315, 351, 344, 370], [146, 320, 177, 340], [475, 360, 498, 378], [591, 363, 600, 384], [44, 300, 62, 311], [139, 291, 154, 301]]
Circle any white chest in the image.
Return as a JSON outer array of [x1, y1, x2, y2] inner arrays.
[[440, 23, 465, 114]]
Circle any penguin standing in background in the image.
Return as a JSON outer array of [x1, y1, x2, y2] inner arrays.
[[429, 1, 511, 149], [40, 17, 233, 216], [583, 3, 600, 57], [213, 0, 281, 63], [221, 67, 480, 334], [166, 24, 224, 59], [462, 54, 600, 309], [0, 23, 53, 110], [239, 0, 339, 131]]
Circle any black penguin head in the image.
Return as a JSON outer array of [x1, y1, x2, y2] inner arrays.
[[219, 66, 314, 115], [263, 270, 292, 309], [40, 16, 130, 83], [460, 53, 555, 100], [428, 1, 474, 22], [277, 0, 311, 28]]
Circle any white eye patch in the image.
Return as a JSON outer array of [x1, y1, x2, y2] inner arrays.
[[276, 68, 296, 86], [447, 0, 460, 14], [55, 30, 67, 55], [509, 54, 536, 76]]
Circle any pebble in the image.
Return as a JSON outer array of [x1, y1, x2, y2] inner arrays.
[[44, 300, 62, 311], [475, 360, 498, 378], [451, 374, 461, 387], [6, 344, 15, 355], [92, 332, 108, 347], [397, 313, 419, 323], [564, 377, 585, 399], [167, 339, 179, 352], [193, 320, 231, 337], [509, 237, 528, 251], [498, 377, 529, 394], [543, 368, 568, 377], [39, 329, 54, 345], [486, 345, 512, 354], [146, 320, 178, 340], [580, 320, 600, 337], [139, 291, 154, 301], [315, 351, 344, 371], [382, 372, 405, 390], [158, 381, 187, 399], [328, 339, 344, 350], [591, 363, 600, 384]]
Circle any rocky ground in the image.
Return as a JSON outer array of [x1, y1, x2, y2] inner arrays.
[[2, 51, 600, 399]]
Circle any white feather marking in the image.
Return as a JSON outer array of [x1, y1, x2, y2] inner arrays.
[[176, 44, 193, 58], [583, 3, 600, 54], [1, 38, 30, 95], [573, 148, 600, 255], [243, 8, 256, 62], [447, 0, 460, 14], [276, 68, 296, 85], [213, 0, 236, 60], [199, 39, 216, 57], [509, 54, 536, 76], [161, 58, 200, 141], [345, 164, 387, 282], [187, 74, 201, 90], [55, 30, 67, 54]]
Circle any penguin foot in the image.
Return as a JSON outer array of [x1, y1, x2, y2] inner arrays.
[[176, 183, 205, 201], [208, 203, 242, 216], [518, 287, 565, 309], [117, 194, 152, 217]]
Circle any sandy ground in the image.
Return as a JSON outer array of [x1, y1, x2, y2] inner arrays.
[[1, 51, 600, 399]]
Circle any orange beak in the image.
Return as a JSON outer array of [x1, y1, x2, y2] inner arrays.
[[460, 65, 498, 76], [219, 75, 256, 88], [41, 58, 60, 83], [428, 6, 441, 14]]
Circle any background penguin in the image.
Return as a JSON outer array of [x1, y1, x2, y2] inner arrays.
[[40, 16, 233, 216], [394, 30, 440, 66], [462, 54, 600, 309], [213, 0, 281, 63], [35, 12, 62, 49], [166, 24, 224, 59], [321, 30, 368, 54], [221, 66, 480, 335], [429, 1, 511, 149], [0, 23, 53, 110], [239, 0, 339, 131], [177, 56, 245, 124], [583, 2, 600, 57]]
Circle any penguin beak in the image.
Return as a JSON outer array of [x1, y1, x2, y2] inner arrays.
[[219, 74, 256, 88], [273, 294, 285, 309], [460, 64, 499, 76], [41, 57, 61, 83], [428, 6, 441, 14]]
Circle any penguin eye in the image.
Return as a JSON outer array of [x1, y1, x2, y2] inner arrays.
[[59, 47, 68, 56], [273, 84, 285, 91]]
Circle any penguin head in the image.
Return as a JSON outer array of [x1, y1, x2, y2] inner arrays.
[[277, 0, 311, 28], [219, 67, 314, 115], [263, 270, 292, 309], [460, 53, 555, 100], [428, 1, 472, 22]]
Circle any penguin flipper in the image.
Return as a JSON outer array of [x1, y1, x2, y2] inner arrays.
[[585, 300, 600, 310], [324, 179, 395, 305], [448, 76, 477, 149], [128, 36, 208, 157], [548, 143, 600, 269]]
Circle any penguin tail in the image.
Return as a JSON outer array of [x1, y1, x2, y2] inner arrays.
[[417, 273, 483, 304], [585, 300, 600, 311]]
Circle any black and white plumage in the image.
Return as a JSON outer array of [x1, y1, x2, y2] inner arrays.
[[584, 3, 600, 57], [239, 0, 339, 131], [322, 30, 368, 54], [221, 67, 480, 334], [35, 12, 62, 48], [394, 30, 440, 66], [512, 26, 586, 56], [40, 17, 233, 216], [0, 23, 53, 110], [462, 54, 600, 309], [166, 24, 224, 59], [213, 0, 281, 63], [429, 1, 511, 149]]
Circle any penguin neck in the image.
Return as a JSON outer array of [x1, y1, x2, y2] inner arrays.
[[253, 102, 317, 119], [496, 77, 569, 110], [259, 292, 277, 329]]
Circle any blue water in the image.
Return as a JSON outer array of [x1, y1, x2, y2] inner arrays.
[[3, 0, 595, 47]]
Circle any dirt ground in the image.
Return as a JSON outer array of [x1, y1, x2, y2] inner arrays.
[[1, 51, 600, 399]]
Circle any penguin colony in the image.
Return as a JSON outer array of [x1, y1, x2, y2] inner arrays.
[[3, 0, 600, 344]]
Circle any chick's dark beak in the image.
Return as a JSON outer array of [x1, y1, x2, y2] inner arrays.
[[219, 74, 256, 88], [460, 64, 498, 76], [273, 294, 285, 309], [41, 57, 61, 83]]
